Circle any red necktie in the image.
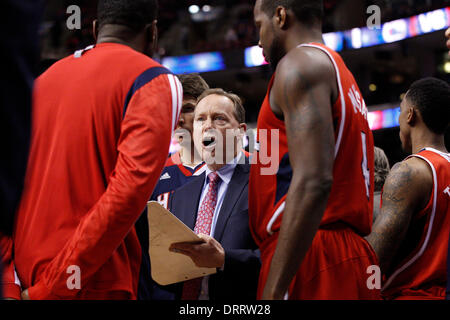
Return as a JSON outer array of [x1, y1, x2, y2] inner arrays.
[[181, 172, 221, 300]]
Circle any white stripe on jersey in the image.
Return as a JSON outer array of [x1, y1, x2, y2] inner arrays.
[[167, 74, 183, 134], [424, 147, 450, 162], [266, 201, 285, 236], [14, 268, 21, 287], [382, 154, 438, 291], [176, 75, 183, 124], [297, 44, 346, 159]]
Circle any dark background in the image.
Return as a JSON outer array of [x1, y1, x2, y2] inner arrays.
[[38, 0, 450, 167]]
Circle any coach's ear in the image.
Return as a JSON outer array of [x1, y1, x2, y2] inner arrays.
[[239, 123, 248, 138], [93, 20, 99, 42]]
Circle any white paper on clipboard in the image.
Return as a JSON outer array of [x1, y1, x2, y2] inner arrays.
[[147, 201, 216, 285]]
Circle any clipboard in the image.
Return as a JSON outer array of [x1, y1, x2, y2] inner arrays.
[[147, 201, 217, 285]]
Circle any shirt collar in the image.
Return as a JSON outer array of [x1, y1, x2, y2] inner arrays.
[[204, 152, 243, 186]]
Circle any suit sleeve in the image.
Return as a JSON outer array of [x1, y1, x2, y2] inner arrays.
[[0, 235, 22, 299], [213, 180, 261, 299], [27, 73, 182, 299], [220, 246, 261, 299]]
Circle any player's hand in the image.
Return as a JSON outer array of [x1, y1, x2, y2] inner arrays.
[[21, 289, 30, 300], [446, 28, 450, 52], [169, 234, 225, 269]]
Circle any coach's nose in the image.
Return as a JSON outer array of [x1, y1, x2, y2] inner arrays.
[[202, 116, 214, 132]]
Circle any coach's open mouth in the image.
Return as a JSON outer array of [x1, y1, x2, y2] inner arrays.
[[202, 136, 216, 149]]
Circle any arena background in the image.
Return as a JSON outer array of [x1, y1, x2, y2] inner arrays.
[[39, 0, 450, 167]]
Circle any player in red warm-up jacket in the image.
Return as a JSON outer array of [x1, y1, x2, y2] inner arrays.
[[0, 0, 181, 300]]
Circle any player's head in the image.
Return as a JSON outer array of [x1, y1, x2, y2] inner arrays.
[[374, 147, 390, 192], [254, 0, 323, 68], [399, 77, 450, 153], [193, 89, 247, 169], [175, 73, 210, 146], [96, 0, 159, 55]]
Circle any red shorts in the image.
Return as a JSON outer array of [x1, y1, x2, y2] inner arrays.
[[383, 287, 445, 300], [258, 224, 381, 300]]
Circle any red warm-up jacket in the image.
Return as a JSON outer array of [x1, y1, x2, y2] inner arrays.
[[0, 43, 182, 299]]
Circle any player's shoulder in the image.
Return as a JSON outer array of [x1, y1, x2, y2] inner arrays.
[[387, 157, 433, 191], [164, 156, 176, 167], [155, 165, 179, 188], [36, 54, 74, 82], [404, 155, 434, 177], [275, 45, 335, 85], [99, 43, 167, 75]]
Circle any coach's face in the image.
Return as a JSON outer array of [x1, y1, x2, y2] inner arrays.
[[193, 94, 244, 168], [399, 96, 413, 154]]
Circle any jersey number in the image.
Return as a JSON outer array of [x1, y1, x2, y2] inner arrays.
[[361, 132, 370, 199]]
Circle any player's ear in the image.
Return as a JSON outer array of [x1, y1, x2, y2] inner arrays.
[[275, 6, 288, 29], [92, 20, 99, 42], [146, 20, 158, 56], [406, 106, 416, 125]]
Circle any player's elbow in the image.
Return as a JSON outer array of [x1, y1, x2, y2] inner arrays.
[[293, 174, 333, 199], [312, 176, 333, 197]]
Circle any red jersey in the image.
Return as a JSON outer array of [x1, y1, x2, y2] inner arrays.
[[382, 148, 450, 300], [0, 43, 182, 299], [249, 43, 375, 246]]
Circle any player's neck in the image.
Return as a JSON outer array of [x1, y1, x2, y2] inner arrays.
[[286, 24, 323, 52], [179, 145, 201, 167], [96, 25, 144, 53], [412, 130, 447, 154]]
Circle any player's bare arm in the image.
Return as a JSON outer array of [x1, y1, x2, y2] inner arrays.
[[366, 157, 432, 273], [262, 49, 336, 299]]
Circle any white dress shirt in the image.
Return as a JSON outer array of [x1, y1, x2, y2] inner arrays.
[[197, 152, 242, 300]]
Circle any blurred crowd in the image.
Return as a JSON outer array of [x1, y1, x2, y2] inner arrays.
[[40, 0, 450, 62]]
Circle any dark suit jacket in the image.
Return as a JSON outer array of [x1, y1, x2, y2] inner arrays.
[[151, 161, 260, 300]]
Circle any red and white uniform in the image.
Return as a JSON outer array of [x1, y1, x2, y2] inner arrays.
[[249, 43, 379, 299], [382, 148, 450, 300], [0, 43, 182, 299]]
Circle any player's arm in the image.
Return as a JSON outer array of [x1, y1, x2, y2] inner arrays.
[[262, 50, 336, 300], [366, 158, 431, 273], [24, 73, 182, 299]]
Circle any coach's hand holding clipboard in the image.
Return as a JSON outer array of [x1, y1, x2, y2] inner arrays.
[[147, 201, 217, 286]]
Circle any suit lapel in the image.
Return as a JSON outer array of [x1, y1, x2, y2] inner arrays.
[[213, 163, 250, 241], [178, 173, 205, 230]]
